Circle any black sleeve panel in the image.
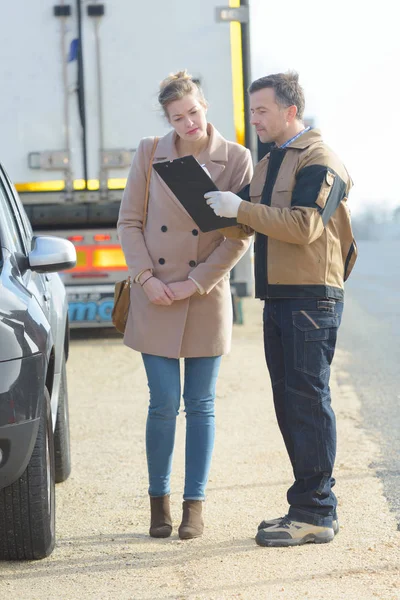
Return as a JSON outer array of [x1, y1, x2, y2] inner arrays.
[[291, 165, 346, 226], [237, 183, 251, 201]]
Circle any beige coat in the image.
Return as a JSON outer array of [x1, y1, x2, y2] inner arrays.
[[117, 124, 253, 359]]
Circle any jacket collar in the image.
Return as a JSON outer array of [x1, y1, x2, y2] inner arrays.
[[154, 123, 227, 180], [258, 128, 323, 164], [284, 127, 323, 150]]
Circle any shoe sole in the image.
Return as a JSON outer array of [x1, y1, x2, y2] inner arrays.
[[255, 530, 334, 547], [178, 530, 203, 540], [258, 519, 339, 536], [149, 527, 172, 538]]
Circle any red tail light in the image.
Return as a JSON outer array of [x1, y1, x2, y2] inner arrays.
[[94, 234, 111, 242]]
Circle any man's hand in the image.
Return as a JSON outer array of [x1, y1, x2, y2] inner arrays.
[[168, 280, 198, 301], [142, 276, 175, 306], [204, 191, 242, 218]]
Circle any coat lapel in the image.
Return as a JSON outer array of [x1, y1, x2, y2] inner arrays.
[[153, 130, 177, 162], [197, 123, 227, 183]]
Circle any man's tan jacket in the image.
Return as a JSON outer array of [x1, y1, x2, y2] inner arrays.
[[237, 128, 357, 300]]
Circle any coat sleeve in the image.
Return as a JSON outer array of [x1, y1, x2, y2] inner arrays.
[[189, 149, 253, 294], [218, 149, 254, 240], [237, 148, 350, 245], [117, 138, 155, 279]]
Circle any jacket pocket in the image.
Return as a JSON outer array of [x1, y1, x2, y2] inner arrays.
[[315, 170, 336, 210], [272, 179, 294, 208], [293, 310, 339, 377], [344, 239, 357, 281], [249, 176, 265, 204]]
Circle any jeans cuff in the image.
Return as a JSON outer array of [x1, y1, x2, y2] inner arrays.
[[288, 507, 334, 527]]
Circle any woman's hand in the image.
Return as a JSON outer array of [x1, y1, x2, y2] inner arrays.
[[142, 276, 175, 306], [168, 280, 198, 301]]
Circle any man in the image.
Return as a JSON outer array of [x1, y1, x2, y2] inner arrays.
[[205, 72, 357, 547]]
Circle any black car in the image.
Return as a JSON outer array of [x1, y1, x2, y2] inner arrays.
[[0, 164, 76, 560]]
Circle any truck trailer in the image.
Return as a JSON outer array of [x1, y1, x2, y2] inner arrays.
[[1, 0, 254, 327]]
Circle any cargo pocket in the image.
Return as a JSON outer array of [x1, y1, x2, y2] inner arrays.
[[273, 179, 294, 209], [293, 310, 339, 377], [315, 170, 336, 210], [344, 239, 358, 281], [249, 170, 266, 205]]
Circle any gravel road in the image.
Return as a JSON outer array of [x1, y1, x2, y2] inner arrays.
[[1, 299, 399, 600]]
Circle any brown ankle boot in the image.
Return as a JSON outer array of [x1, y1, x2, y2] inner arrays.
[[178, 500, 204, 540], [149, 495, 172, 538]]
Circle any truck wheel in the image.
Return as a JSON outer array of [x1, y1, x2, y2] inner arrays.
[[0, 388, 56, 560], [54, 354, 71, 483]]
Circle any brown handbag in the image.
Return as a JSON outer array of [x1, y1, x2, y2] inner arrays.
[[112, 137, 159, 333]]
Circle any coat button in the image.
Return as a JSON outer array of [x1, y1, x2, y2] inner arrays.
[[159, 258, 165, 265], [189, 260, 196, 267], [192, 229, 199, 236], [161, 225, 168, 232]]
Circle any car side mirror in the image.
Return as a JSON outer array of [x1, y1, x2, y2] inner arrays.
[[28, 236, 76, 273]]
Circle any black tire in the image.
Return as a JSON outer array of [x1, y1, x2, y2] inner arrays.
[[0, 388, 56, 560], [54, 354, 71, 483]]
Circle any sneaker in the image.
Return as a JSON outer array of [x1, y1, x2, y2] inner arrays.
[[255, 516, 335, 547], [258, 516, 339, 536]]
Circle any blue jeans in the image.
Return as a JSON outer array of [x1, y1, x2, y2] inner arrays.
[[142, 354, 222, 501], [263, 297, 343, 527]]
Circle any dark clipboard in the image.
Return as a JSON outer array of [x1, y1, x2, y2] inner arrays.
[[152, 155, 237, 232]]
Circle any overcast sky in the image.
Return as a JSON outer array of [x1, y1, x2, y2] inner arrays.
[[250, 0, 399, 214]]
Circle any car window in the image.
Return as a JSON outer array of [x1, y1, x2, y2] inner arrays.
[[1, 168, 33, 247], [0, 180, 25, 254], [17, 202, 34, 243]]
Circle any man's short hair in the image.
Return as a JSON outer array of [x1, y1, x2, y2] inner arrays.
[[249, 71, 305, 121]]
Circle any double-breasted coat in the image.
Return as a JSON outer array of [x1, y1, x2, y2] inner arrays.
[[117, 123, 253, 359]]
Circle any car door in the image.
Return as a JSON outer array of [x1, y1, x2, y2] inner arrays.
[[0, 169, 51, 319], [1, 167, 68, 425], [0, 175, 51, 362]]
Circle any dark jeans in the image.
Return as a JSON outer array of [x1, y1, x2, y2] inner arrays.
[[263, 297, 343, 527]]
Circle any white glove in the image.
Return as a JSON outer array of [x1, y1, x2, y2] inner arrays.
[[204, 191, 242, 218]]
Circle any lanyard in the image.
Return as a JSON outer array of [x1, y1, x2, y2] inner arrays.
[[280, 126, 311, 149]]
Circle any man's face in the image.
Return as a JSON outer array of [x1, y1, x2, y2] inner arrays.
[[250, 88, 291, 145]]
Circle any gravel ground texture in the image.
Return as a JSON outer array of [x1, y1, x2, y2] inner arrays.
[[1, 299, 399, 600]]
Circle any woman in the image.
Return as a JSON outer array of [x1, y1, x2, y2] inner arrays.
[[117, 70, 253, 540]]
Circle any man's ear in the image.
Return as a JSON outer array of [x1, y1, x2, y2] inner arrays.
[[287, 105, 298, 124]]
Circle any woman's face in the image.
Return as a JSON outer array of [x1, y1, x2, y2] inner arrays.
[[166, 93, 208, 142]]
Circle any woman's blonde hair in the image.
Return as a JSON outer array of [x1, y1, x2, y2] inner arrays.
[[158, 70, 208, 118]]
